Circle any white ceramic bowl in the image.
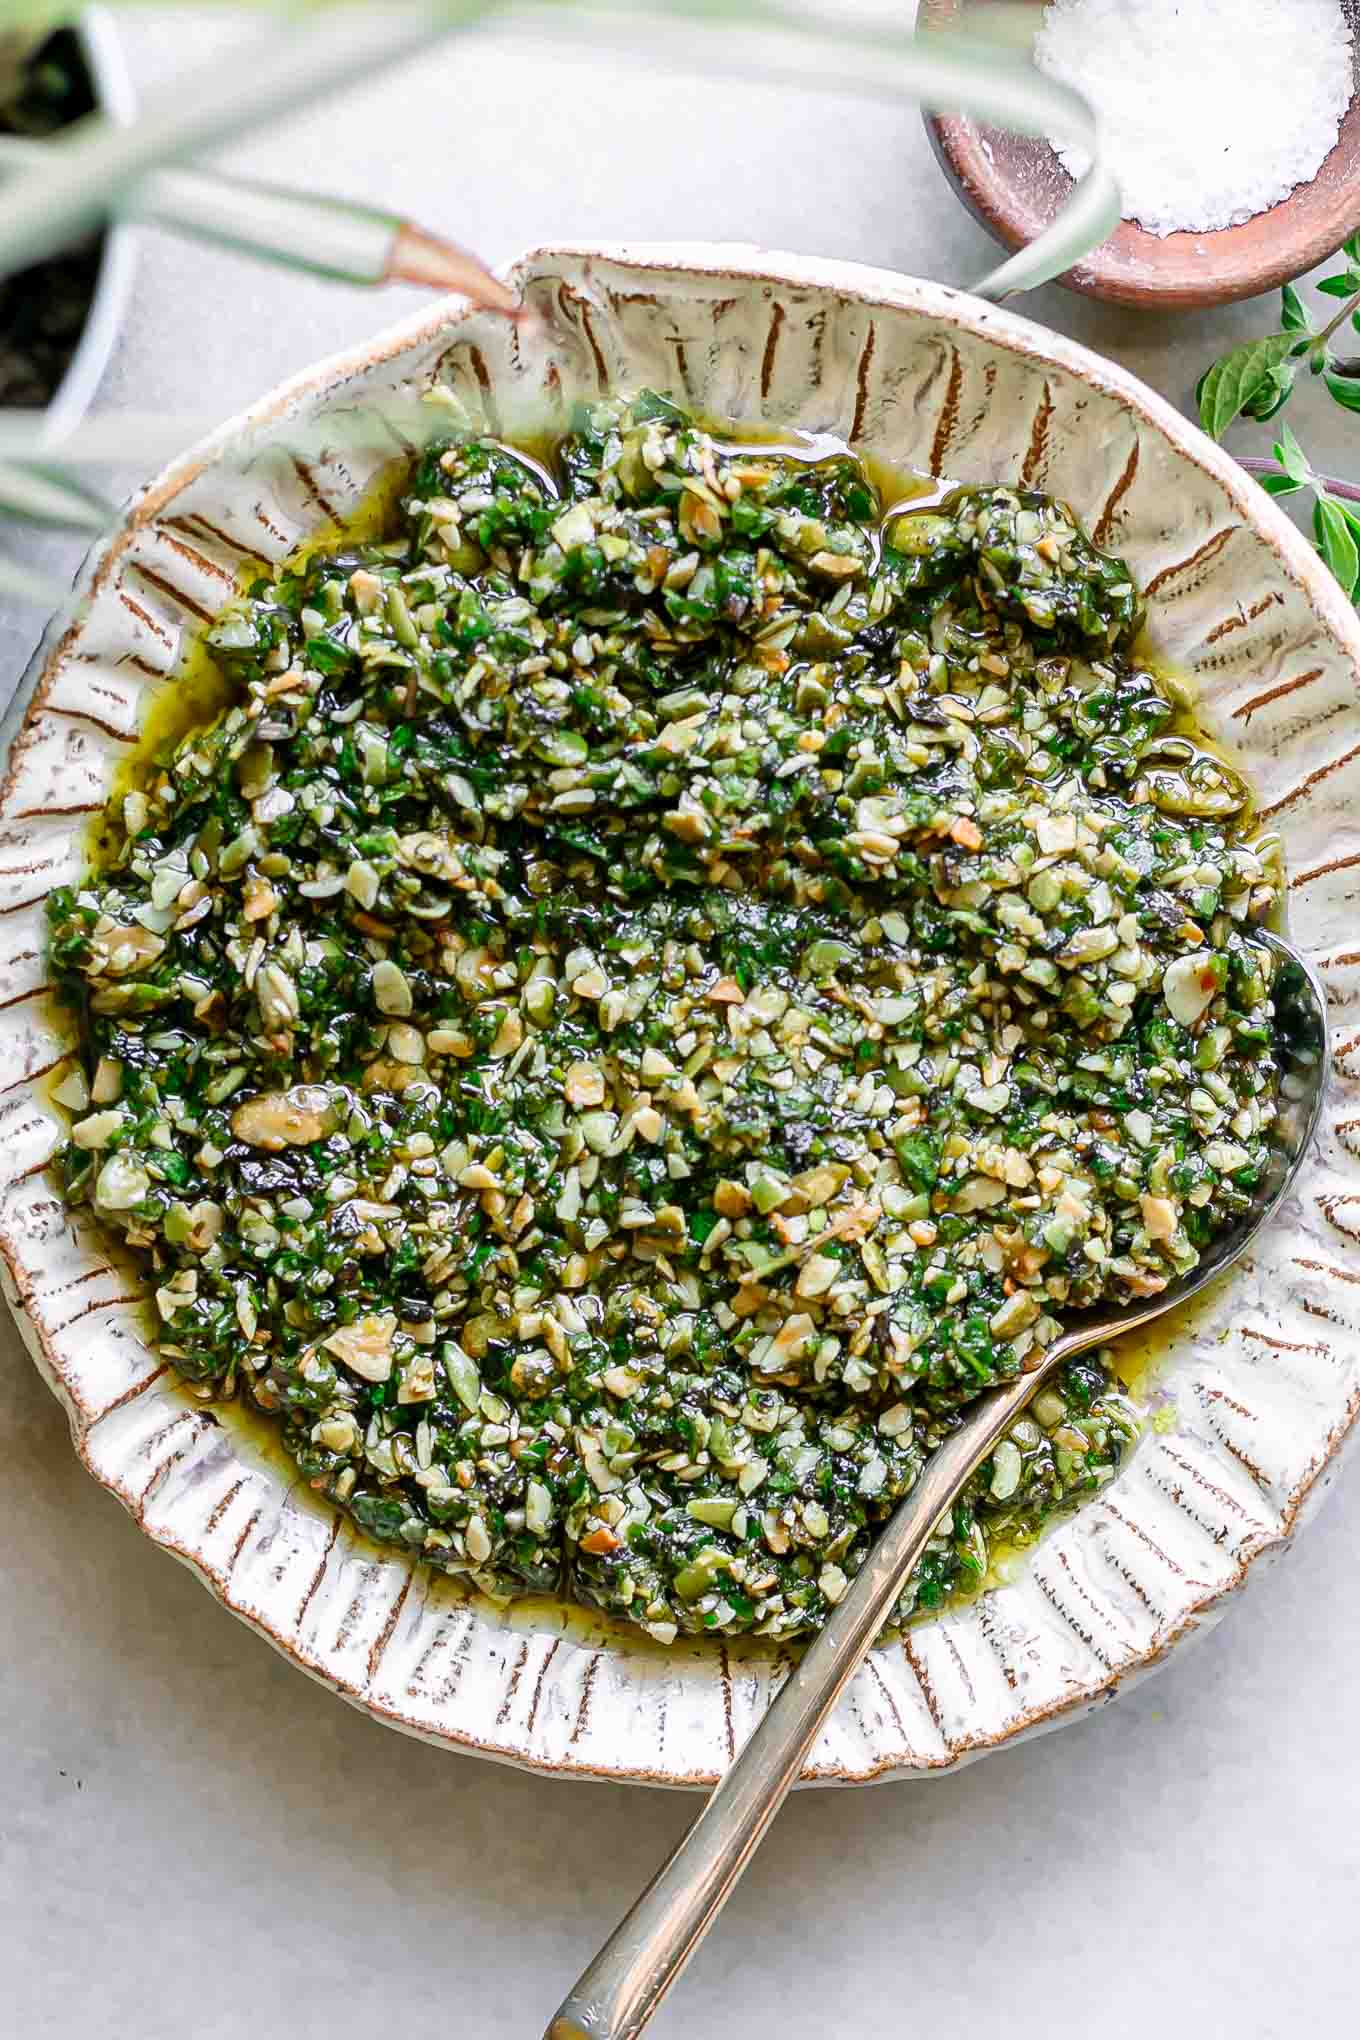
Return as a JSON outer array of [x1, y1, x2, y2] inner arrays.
[[4, 245, 1359, 1786]]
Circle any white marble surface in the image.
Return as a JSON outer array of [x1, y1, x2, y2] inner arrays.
[[3, 12, 1358, 2037]]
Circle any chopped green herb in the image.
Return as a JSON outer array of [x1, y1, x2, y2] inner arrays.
[[47, 392, 1284, 1642]]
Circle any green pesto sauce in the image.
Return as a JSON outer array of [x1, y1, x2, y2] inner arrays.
[[48, 390, 1283, 1641]]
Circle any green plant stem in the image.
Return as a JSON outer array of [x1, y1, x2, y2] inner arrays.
[[0, 4, 500, 281], [520, 1, 1120, 298], [0, 460, 109, 529], [0, 552, 63, 606], [0, 3, 1119, 305], [1311, 286, 1360, 355]]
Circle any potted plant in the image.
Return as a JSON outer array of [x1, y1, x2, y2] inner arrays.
[[0, 11, 135, 432]]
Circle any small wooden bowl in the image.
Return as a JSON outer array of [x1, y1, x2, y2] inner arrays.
[[920, 0, 1360, 309]]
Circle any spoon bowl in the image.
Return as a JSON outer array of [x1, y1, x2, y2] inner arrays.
[[547, 927, 1330, 2040], [1041, 930, 1330, 1363]]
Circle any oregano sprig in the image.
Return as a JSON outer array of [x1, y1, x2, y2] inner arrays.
[[1198, 235, 1360, 604], [1248, 423, 1360, 600], [1197, 234, 1360, 437]]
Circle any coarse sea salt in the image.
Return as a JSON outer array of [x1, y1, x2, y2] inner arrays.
[[1035, 0, 1355, 237]]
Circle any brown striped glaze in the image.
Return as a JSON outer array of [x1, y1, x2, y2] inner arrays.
[[2, 245, 1359, 1786]]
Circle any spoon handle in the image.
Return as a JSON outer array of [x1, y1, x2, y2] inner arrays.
[[543, 1337, 1089, 2040]]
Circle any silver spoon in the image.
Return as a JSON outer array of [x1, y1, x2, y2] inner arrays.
[[545, 928, 1329, 2040]]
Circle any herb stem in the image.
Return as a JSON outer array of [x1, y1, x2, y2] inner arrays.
[[1238, 455, 1360, 507], [1312, 286, 1360, 354]]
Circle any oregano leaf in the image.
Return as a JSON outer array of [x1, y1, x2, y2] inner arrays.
[[1329, 497, 1360, 548], [1197, 333, 1301, 439], [1259, 472, 1305, 498], [1324, 368, 1360, 414], [1314, 495, 1360, 598], [1244, 360, 1300, 420], [1316, 273, 1360, 298], [1280, 283, 1310, 332], [1275, 423, 1311, 482]]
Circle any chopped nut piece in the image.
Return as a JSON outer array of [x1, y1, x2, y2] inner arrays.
[[795, 1252, 840, 1298], [1140, 1193, 1178, 1241], [1163, 950, 1220, 1028], [231, 1085, 335, 1150], [372, 959, 413, 1016], [713, 1179, 752, 1219], [323, 1313, 397, 1383], [564, 1063, 607, 1108]]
